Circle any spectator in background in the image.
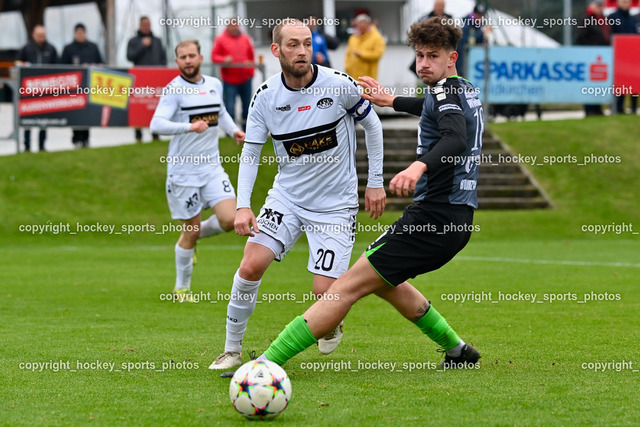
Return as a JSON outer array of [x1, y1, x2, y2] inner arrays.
[[345, 14, 386, 81], [61, 23, 104, 148], [419, 0, 452, 21], [127, 16, 167, 142], [211, 19, 255, 130], [576, 1, 610, 117], [17, 25, 58, 152], [457, 4, 491, 78], [308, 16, 331, 68], [410, 0, 452, 74], [609, 0, 638, 114]]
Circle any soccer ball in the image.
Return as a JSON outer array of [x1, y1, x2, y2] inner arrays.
[[229, 360, 292, 420]]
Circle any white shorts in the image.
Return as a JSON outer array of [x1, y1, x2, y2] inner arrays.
[[166, 171, 235, 220], [248, 190, 358, 278]]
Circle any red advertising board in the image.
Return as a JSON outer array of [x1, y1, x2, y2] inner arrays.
[[613, 35, 640, 95], [127, 67, 179, 127], [17, 66, 180, 127], [605, 0, 639, 6]]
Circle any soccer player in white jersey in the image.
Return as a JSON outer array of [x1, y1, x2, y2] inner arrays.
[[210, 19, 386, 371], [150, 40, 245, 302]]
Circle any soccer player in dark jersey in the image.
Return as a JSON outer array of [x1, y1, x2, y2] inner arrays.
[[253, 17, 482, 369]]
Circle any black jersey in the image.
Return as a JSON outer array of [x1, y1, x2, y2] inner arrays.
[[398, 76, 483, 209]]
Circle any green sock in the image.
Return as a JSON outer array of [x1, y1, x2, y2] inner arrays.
[[264, 315, 318, 365], [414, 304, 461, 351]]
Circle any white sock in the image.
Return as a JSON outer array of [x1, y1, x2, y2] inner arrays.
[[174, 244, 194, 290], [199, 215, 224, 238], [446, 339, 466, 357], [225, 270, 260, 353]]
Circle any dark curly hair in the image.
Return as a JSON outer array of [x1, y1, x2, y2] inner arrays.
[[407, 16, 462, 52]]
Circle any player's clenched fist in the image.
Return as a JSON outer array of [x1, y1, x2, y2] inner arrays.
[[233, 130, 246, 146], [389, 161, 428, 197], [234, 207, 259, 237], [189, 120, 209, 133]]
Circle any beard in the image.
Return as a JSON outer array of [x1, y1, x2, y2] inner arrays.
[[280, 57, 311, 78], [180, 63, 201, 80]]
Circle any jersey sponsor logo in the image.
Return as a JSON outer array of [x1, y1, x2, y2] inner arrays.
[[460, 179, 477, 190], [281, 128, 338, 157], [189, 111, 219, 126], [256, 208, 284, 234], [316, 97, 333, 109], [275, 104, 291, 112], [185, 192, 199, 213], [298, 105, 311, 111], [437, 103, 462, 113]]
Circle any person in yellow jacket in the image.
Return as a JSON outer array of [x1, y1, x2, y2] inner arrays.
[[345, 14, 386, 80]]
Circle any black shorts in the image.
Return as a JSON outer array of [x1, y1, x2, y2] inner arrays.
[[365, 202, 474, 286]]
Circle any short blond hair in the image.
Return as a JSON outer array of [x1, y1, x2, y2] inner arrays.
[[272, 18, 306, 45], [175, 40, 200, 56]]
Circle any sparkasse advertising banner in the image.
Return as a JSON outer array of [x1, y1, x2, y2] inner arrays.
[[468, 46, 614, 104]]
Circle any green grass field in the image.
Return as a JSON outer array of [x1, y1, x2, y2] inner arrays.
[[1, 116, 639, 425]]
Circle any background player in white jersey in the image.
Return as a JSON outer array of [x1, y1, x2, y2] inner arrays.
[[210, 19, 385, 371], [150, 40, 245, 302]]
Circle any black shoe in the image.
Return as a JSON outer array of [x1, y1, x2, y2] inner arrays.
[[439, 344, 480, 369], [220, 370, 236, 378]]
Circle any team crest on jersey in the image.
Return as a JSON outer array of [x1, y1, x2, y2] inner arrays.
[[189, 111, 219, 126], [276, 104, 291, 112], [316, 98, 333, 109], [282, 128, 338, 158]]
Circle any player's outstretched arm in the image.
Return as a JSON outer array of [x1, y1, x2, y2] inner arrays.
[[358, 76, 395, 107]]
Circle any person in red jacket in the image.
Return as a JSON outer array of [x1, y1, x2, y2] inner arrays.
[[211, 20, 255, 130]]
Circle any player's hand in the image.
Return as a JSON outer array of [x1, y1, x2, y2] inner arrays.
[[235, 207, 259, 237], [233, 130, 245, 146], [189, 120, 209, 133], [357, 76, 395, 107], [390, 161, 427, 197], [364, 187, 386, 220]]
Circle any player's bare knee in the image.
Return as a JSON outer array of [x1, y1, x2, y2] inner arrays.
[[218, 216, 235, 232], [238, 259, 266, 282], [328, 277, 366, 305], [182, 228, 200, 245]]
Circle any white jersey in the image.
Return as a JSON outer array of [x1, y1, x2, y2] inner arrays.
[[150, 74, 238, 186], [244, 64, 379, 212]]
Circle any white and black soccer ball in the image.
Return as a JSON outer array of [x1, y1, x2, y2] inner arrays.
[[229, 360, 292, 420]]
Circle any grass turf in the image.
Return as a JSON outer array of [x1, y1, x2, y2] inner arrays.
[[1, 116, 639, 425]]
